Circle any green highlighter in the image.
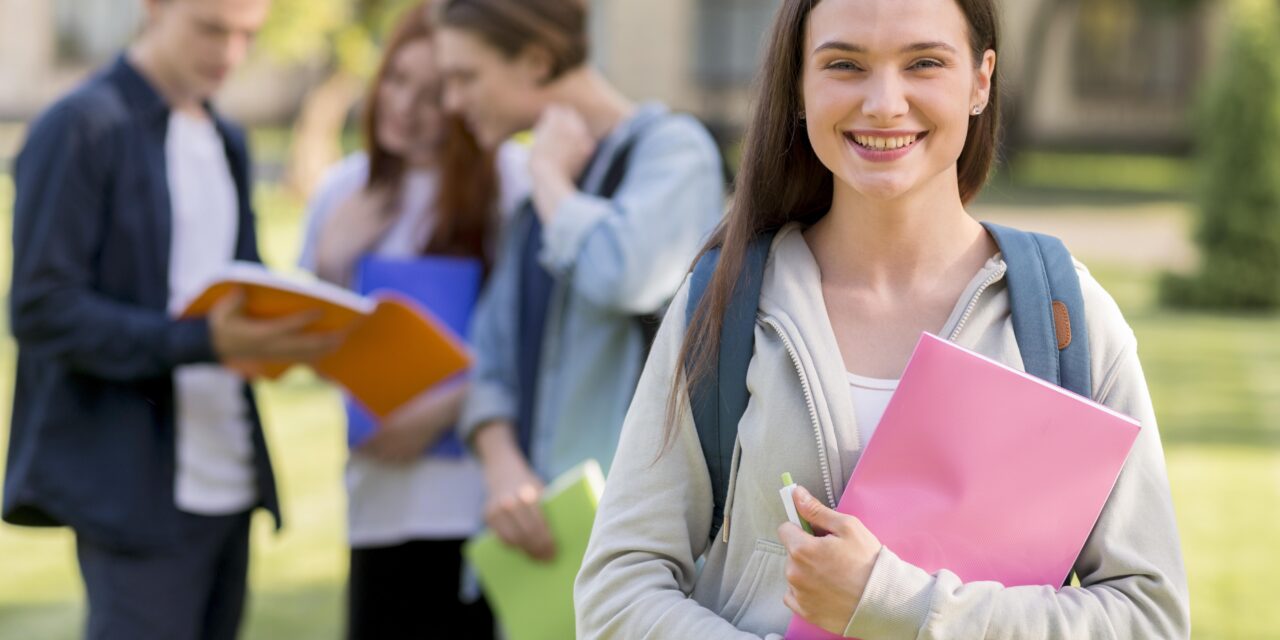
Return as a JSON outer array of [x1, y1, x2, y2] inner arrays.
[[779, 472, 814, 535]]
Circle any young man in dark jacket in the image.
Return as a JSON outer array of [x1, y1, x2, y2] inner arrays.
[[4, 1, 336, 637]]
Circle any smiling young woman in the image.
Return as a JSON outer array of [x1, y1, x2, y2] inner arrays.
[[573, 1, 1191, 638]]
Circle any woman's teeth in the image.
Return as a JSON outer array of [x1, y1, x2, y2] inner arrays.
[[850, 134, 920, 150]]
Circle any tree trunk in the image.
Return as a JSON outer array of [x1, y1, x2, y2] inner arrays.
[[285, 69, 366, 199]]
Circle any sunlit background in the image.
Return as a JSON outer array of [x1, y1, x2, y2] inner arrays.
[[1, 0, 1277, 638]]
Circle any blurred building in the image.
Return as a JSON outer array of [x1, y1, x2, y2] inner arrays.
[[0, 0, 317, 124], [0, 0, 1226, 154], [593, 0, 1224, 153]]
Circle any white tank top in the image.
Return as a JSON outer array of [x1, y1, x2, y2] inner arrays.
[[846, 372, 900, 448]]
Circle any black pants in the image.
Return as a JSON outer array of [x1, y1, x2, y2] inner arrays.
[[75, 510, 252, 640], [347, 539, 495, 640]]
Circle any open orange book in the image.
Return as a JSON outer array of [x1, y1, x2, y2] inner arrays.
[[180, 262, 470, 419]]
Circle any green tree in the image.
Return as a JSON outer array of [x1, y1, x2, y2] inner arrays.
[[1160, 0, 1280, 310], [256, 0, 417, 196]]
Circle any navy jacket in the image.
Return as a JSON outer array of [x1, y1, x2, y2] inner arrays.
[[4, 55, 281, 551]]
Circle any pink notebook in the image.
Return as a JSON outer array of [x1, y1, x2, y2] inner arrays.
[[785, 333, 1141, 639]]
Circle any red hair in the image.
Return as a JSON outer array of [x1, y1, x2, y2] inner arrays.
[[361, 1, 501, 267]]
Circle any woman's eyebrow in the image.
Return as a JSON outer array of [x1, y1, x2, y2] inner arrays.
[[902, 41, 959, 54], [813, 40, 866, 55], [812, 40, 958, 55]]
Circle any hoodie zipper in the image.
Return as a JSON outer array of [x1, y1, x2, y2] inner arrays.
[[762, 318, 838, 509], [751, 262, 1005, 512], [948, 262, 1007, 341]]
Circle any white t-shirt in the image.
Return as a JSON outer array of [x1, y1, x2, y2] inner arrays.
[[847, 372, 900, 448], [165, 110, 257, 515], [300, 144, 530, 547]]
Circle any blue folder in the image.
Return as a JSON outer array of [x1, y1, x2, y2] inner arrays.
[[345, 254, 483, 457]]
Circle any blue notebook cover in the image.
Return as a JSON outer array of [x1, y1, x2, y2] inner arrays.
[[345, 254, 483, 457]]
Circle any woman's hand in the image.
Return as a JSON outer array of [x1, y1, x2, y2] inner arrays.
[[777, 485, 883, 634], [358, 383, 467, 464], [314, 185, 397, 285], [358, 413, 439, 464]]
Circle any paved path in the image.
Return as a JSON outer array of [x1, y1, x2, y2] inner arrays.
[[977, 201, 1196, 270]]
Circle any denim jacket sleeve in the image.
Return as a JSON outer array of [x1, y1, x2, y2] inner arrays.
[[538, 114, 725, 315], [456, 213, 525, 444], [8, 101, 217, 381]]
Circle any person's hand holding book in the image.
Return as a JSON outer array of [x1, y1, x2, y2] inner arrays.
[[778, 485, 883, 634], [208, 288, 345, 376], [475, 421, 558, 562]]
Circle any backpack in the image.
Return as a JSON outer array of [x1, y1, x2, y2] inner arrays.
[[683, 222, 1092, 546]]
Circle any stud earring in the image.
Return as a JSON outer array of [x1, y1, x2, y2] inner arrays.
[[972, 105, 983, 116]]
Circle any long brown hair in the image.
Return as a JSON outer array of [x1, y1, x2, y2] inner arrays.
[[362, 1, 500, 265], [436, 0, 588, 83], [663, 0, 1002, 449]]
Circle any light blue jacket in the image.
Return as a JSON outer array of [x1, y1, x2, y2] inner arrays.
[[457, 102, 725, 480]]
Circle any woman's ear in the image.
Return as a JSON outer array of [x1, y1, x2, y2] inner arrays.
[[972, 49, 996, 112], [515, 44, 557, 86]]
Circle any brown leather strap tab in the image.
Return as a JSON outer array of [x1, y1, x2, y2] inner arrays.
[[1052, 300, 1072, 350]]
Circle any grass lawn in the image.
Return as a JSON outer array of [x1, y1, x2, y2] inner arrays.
[[1003, 151, 1194, 199], [1, 171, 1278, 638]]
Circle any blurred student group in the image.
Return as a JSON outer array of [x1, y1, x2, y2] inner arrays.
[[3, 0, 721, 637], [0, 0, 1233, 639]]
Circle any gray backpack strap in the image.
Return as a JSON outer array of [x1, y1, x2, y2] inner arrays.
[[684, 233, 774, 542], [981, 222, 1091, 398]]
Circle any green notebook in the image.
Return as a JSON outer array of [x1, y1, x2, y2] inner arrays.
[[465, 459, 605, 640]]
